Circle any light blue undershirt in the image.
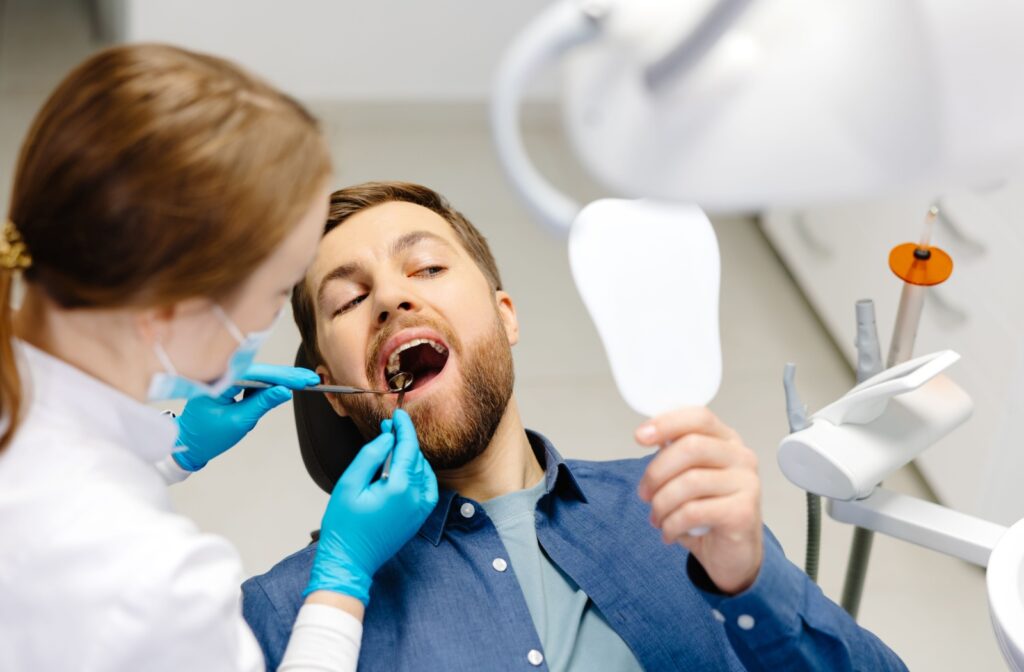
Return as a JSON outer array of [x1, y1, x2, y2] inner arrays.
[[481, 478, 644, 672]]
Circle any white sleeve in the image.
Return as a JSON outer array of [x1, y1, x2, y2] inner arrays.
[[278, 604, 363, 672], [154, 453, 192, 485]]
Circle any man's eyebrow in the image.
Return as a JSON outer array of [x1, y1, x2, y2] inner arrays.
[[391, 230, 455, 257], [316, 261, 362, 307]]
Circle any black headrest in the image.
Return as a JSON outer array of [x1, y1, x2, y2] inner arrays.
[[293, 346, 366, 494]]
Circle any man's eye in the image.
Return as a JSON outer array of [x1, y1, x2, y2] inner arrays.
[[415, 266, 446, 278], [334, 294, 366, 316]]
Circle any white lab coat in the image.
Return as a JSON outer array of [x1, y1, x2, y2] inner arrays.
[[0, 341, 361, 671]]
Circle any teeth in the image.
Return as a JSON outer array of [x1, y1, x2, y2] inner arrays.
[[385, 338, 448, 375]]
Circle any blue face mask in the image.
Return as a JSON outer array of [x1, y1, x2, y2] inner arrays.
[[147, 304, 278, 401]]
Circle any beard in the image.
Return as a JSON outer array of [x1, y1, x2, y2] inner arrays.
[[341, 310, 515, 471]]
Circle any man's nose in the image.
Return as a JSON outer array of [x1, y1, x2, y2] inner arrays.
[[374, 281, 417, 326], [377, 300, 414, 325]]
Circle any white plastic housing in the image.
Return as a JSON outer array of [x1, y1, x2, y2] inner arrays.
[[561, 0, 1024, 210], [778, 373, 972, 501]]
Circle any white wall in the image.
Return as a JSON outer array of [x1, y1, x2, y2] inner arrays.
[[117, 0, 558, 101]]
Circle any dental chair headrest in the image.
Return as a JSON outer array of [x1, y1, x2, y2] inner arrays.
[[293, 346, 365, 495]]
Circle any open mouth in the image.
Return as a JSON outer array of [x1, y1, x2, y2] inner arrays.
[[383, 337, 450, 392]]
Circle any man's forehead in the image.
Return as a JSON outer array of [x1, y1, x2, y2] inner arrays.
[[312, 202, 458, 275], [318, 202, 456, 258]]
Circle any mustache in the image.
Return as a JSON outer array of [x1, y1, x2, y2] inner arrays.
[[364, 314, 459, 383]]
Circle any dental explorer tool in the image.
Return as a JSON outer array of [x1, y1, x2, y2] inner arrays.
[[235, 380, 398, 396]]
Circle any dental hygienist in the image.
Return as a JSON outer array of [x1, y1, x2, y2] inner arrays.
[[0, 44, 437, 671]]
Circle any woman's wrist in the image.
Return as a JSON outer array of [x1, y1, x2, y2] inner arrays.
[[303, 590, 366, 622]]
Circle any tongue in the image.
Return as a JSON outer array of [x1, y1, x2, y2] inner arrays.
[[410, 369, 441, 390]]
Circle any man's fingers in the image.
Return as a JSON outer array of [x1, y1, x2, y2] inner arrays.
[[635, 406, 738, 447], [659, 494, 743, 542], [648, 468, 743, 528], [339, 432, 395, 491], [638, 435, 737, 501]]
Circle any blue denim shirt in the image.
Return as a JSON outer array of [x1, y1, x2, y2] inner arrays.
[[243, 431, 906, 671]]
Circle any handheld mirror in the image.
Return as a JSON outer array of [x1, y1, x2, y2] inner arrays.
[[569, 199, 722, 417]]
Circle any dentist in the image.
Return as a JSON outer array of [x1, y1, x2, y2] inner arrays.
[[0, 44, 436, 671]]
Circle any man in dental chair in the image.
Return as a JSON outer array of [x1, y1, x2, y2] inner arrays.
[[242, 181, 906, 671]]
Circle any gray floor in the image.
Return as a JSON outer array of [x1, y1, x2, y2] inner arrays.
[[0, 1, 1004, 669]]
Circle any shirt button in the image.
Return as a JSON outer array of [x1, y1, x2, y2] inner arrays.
[[527, 649, 544, 666], [460, 502, 476, 518], [492, 558, 508, 572], [711, 609, 725, 623], [737, 614, 756, 630]]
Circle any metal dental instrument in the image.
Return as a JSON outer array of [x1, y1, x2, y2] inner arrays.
[[381, 372, 414, 479], [235, 380, 396, 395], [238, 374, 413, 478]]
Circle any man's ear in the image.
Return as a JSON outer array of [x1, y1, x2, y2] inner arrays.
[[316, 364, 351, 417], [495, 290, 520, 346]]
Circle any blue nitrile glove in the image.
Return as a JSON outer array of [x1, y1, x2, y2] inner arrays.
[[306, 409, 439, 604], [172, 364, 321, 471]]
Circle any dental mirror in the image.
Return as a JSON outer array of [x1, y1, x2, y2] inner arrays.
[[381, 371, 414, 479], [569, 198, 722, 417], [388, 371, 414, 395]]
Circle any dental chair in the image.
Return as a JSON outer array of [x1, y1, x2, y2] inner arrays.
[[292, 346, 364, 543]]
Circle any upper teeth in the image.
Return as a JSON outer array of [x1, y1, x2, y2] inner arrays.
[[386, 338, 447, 374]]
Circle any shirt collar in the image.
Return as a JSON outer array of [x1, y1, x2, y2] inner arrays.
[[417, 429, 588, 546], [15, 340, 178, 464]]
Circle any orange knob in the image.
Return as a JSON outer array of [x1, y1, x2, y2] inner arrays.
[[888, 243, 953, 286]]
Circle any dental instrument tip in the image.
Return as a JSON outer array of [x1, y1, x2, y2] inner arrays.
[[381, 372, 413, 479]]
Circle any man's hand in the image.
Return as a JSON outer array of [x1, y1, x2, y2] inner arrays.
[[636, 406, 763, 595]]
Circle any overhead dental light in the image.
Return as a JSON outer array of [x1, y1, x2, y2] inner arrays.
[[493, 0, 1024, 220]]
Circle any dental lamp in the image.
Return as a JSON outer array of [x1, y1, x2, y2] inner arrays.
[[494, 0, 1024, 220]]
